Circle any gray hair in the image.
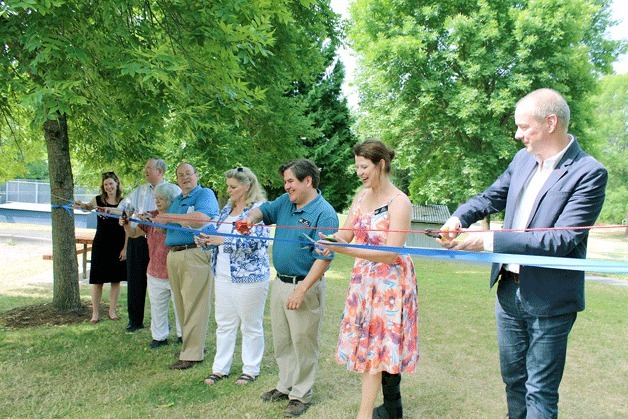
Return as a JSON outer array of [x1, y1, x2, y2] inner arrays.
[[150, 158, 167, 174], [224, 167, 266, 206], [517, 88, 570, 130], [154, 182, 181, 204]]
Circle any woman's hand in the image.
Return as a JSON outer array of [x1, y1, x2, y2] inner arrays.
[[137, 212, 153, 222], [195, 232, 224, 247], [315, 232, 345, 257]]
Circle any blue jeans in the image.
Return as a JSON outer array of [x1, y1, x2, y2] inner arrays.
[[495, 278, 577, 419]]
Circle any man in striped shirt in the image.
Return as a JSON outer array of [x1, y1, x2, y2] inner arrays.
[[119, 158, 167, 332]]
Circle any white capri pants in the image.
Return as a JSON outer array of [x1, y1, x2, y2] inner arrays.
[[147, 274, 182, 341], [212, 274, 269, 377]]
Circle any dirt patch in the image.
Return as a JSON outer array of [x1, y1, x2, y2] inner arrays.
[[0, 301, 94, 329]]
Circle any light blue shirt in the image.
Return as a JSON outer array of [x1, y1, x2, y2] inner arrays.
[[165, 186, 219, 246]]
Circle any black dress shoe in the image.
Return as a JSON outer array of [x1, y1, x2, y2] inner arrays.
[[177, 337, 183, 344], [149, 339, 169, 349], [168, 360, 202, 370], [125, 324, 144, 333]]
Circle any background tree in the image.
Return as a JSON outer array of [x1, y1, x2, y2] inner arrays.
[[302, 57, 358, 212], [175, 0, 343, 199], [348, 0, 622, 210], [1, 0, 344, 311], [0, 105, 47, 182], [588, 73, 627, 224]]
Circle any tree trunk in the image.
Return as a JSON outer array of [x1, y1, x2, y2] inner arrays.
[[44, 114, 82, 312], [481, 214, 491, 230]]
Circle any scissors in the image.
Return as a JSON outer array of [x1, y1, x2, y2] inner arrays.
[[301, 233, 316, 249], [424, 229, 442, 239]]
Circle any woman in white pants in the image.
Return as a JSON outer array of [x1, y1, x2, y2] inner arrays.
[[196, 167, 270, 386], [121, 182, 182, 348]]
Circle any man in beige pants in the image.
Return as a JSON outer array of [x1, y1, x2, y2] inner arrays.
[[243, 159, 338, 417], [154, 163, 219, 370]]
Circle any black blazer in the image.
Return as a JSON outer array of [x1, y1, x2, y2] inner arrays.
[[454, 139, 607, 316]]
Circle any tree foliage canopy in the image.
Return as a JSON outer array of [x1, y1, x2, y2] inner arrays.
[[348, 0, 622, 209], [1, 0, 345, 190], [0, 0, 349, 309], [589, 73, 627, 223]]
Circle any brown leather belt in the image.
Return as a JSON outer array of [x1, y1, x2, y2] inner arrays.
[[170, 244, 197, 252], [500, 269, 520, 283], [277, 274, 306, 284]]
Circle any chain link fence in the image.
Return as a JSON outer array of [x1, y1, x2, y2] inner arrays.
[[0, 180, 96, 205]]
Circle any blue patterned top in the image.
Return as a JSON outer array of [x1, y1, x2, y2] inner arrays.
[[210, 202, 271, 283]]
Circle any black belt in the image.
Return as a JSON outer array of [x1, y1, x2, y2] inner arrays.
[[277, 274, 306, 284], [500, 268, 520, 283], [170, 244, 197, 252]]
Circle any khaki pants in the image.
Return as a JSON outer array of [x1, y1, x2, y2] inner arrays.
[[167, 247, 212, 361], [271, 277, 325, 404]]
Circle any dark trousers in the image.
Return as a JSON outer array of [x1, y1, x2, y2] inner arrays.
[[126, 236, 149, 327]]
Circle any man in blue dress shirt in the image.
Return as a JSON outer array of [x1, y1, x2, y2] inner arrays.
[[154, 162, 219, 370]]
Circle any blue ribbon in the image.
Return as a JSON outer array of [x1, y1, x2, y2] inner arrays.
[[96, 211, 628, 274], [51, 203, 74, 216]]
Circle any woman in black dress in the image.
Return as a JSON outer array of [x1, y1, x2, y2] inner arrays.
[[75, 172, 127, 323]]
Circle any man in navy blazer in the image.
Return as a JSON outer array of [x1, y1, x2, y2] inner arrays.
[[439, 88, 607, 418]]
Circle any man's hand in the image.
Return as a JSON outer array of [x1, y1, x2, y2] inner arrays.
[[439, 231, 492, 252], [120, 210, 129, 225], [286, 288, 306, 310], [441, 216, 462, 240], [437, 216, 462, 244]]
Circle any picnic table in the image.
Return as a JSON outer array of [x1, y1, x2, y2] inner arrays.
[[43, 230, 95, 279]]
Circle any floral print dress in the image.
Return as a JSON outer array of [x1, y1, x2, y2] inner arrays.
[[336, 192, 419, 373]]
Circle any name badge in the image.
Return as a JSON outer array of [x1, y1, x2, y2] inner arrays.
[[298, 218, 312, 227], [374, 205, 388, 215]]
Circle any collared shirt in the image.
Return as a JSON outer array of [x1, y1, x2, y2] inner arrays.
[[259, 190, 338, 277], [164, 185, 219, 246], [119, 182, 164, 213], [504, 136, 574, 273], [118, 181, 165, 228]]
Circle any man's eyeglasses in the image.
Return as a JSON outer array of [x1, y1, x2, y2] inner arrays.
[[177, 171, 196, 178]]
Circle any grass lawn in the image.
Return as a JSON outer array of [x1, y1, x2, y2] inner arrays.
[[0, 254, 626, 418]]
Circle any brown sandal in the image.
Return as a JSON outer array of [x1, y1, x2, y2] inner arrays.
[[235, 373, 257, 385], [204, 373, 228, 385]]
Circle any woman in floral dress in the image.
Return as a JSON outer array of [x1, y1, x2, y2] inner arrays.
[[318, 139, 418, 419]]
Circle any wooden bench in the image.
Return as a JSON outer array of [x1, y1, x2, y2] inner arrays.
[[43, 231, 95, 279]]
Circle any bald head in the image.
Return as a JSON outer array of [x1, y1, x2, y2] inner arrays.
[[516, 88, 570, 133], [176, 163, 199, 195]]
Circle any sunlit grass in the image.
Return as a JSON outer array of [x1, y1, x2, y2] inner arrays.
[[0, 254, 626, 417]]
